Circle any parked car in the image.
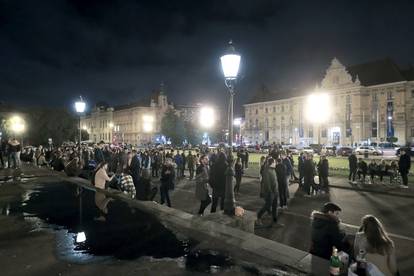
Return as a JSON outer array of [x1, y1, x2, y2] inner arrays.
[[321, 146, 336, 156], [286, 146, 299, 155], [300, 146, 315, 154], [378, 142, 400, 155], [355, 146, 383, 155], [336, 146, 353, 156], [396, 147, 414, 157], [309, 144, 323, 154]]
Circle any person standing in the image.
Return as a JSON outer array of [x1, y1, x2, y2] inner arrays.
[[244, 150, 249, 169], [348, 152, 358, 184], [94, 141, 106, 164], [195, 155, 211, 215], [354, 215, 398, 276], [187, 151, 196, 180], [9, 138, 21, 169], [181, 152, 186, 177], [398, 149, 411, 187], [257, 158, 279, 226], [303, 153, 315, 196], [298, 152, 305, 187], [174, 151, 183, 179], [276, 158, 288, 209], [160, 158, 175, 207], [210, 152, 227, 213], [0, 138, 7, 169], [234, 157, 243, 194], [317, 155, 329, 193]]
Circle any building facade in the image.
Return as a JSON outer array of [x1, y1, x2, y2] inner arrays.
[[81, 89, 170, 144], [244, 58, 414, 146]]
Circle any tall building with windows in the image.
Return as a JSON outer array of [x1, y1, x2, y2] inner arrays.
[[81, 86, 171, 144], [244, 58, 414, 146]]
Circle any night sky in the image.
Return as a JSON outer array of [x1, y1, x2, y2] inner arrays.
[[1, 0, 413, 114]]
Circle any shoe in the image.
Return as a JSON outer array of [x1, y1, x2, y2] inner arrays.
[[304, 194, 312, 198], [282, 206, 288, 209], [271, 222, 284, 227]]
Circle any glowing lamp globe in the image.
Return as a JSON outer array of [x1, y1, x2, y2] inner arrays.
[[220, 41, 241, 80], [75, 98, 86, 113]]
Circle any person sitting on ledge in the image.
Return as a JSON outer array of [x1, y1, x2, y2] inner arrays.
[[309, 202, 347, 260]]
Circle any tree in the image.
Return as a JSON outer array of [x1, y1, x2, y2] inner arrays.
[[184, 121, 202, 145], [387, 136, 398, 143], [161, 108, 185, 145]]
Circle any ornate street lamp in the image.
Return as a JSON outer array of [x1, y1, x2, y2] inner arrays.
[[75, 96, 86, 145], [220, 40, 241, 216], [220, 40, 241, 146]]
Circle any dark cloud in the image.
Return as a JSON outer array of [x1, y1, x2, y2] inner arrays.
[[0, 0, 413, 114]]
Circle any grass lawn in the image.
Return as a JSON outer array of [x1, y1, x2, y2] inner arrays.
[[239, 153, 414, 175]]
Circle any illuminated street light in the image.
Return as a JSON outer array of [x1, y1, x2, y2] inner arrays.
[[9, 115, 25, 134], [108, 122, 114, 129], [220, 40, 241, 216], [305, 92, 331, 144], [221, 40, 241, 147], [199, 106, 215, 129], [74, 96, 86, 145], [143, 115, 155, 133]]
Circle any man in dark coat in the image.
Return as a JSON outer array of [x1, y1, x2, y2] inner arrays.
[[398, 149, 411, 187], [298, 153, 305, 187], [129, 150, 141, 193], [275, 158, 288, 208], [317, 155, 329, 192], [210, 152, 227, 213], [94, 141, 105, 164], [348, 153, 358, 183], [303, 153, 315, 196], [310, 202, 346, 260]]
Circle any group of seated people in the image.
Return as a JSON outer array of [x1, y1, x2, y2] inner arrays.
[[311, 202, 398, 275], [357, 159, 400, 184]]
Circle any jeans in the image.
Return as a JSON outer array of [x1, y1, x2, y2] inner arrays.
[[401, 172, 408, 186], [210, 195, 224, 213], [257, 193, 278, 222], [278, 180, 287, 207], [234, 175, 242, 193], [11, 152, 20, 169], [160, 184, 171, 207], [349, 168, 357, 181], [198, 195, 212, 215]]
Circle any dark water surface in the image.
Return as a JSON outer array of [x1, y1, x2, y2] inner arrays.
[[8, 182, 243, 274]]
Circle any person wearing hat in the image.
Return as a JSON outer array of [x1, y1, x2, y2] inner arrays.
[[310, 202, 346, 259]]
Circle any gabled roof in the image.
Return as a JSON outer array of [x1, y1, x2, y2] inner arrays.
[[346, 58, 406, 86]]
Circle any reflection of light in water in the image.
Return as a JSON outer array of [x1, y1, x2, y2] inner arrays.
[[76, 231, 86, 243]]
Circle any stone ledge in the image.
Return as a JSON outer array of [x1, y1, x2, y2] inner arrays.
[[57, 174, 328, 275]]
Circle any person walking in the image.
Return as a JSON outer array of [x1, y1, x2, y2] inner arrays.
[[354, 215, 398, 276], [210, 152, 227, 213], [348, 152, 358, 184], [276, 158, 288, 209], [398, 149, 411, 187], [257, 158, 279, 227], [195, 155, 211, 215], [234, 157, 243, 194], [160, 158, 175, 207]]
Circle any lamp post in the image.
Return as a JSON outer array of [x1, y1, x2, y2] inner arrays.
[[220, 40, 241, 147], [220, 40, 241, 216], [75, 96, 86, 146]]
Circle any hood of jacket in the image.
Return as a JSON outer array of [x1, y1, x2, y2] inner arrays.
[[311, 211, 340, 228]]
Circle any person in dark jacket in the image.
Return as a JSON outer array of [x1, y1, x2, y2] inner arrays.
[[357, 158, 368, 183], [195, 155, 211, 215], [129, 150, 141, 192], [317, 155, 329, 192], [210, 152, 227, 213], [348, 153, 358, 183], [94, 141, 105, 164], [298, 153, 305, 187], [234, 157, 243, 194], [160, 158, 175, 207], [310, 202, 346, 260], [303, 153, 315, 196], [398, 149, 411, 187], [276, 158, 288, 208], [257, 158, 279, 226]]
